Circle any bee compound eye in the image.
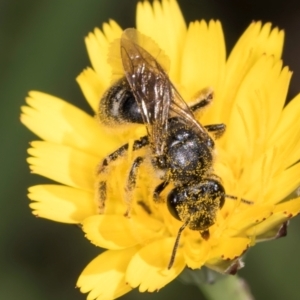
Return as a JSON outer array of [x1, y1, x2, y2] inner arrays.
[[167, 187, 183, 221]]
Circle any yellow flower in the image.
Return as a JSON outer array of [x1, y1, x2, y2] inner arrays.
[[21, 0, 300, 299]]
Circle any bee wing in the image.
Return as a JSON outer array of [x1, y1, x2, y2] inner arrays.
[[120, 28, 172, 155], [170, 84, 209, 139]]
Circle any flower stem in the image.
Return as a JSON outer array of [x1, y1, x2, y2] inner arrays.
[[178, 268, 254, 300], [199, 275, 253, 300]]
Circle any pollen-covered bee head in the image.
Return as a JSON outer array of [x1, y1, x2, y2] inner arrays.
[[167, 179, 225, 232]]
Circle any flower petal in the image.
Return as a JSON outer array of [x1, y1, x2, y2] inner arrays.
[[77, 248, 138, 300], [27, 141, 98, 191], [181, 20, 226, 113], [82, 215, 164, 250], [21, 91, 120, 156], [208, 237, 250, 262], [225, 57, 283, 158], [265, 163, 300, 205], [255, 221, 288, 242], [275, 197, 300, 215], [28, 184, 96, 223], [250, 198, 300, 241], [126, 238, 185, 292], [76, 68, 107, 113], [221, 22, 284, 125], [205, 237, 251, 272], [85, 20, 122, 87], [269, 93, 300, 168], [225, 204, 274, 235], [183, 235, 210, 269], [136, 0, 186, 81]]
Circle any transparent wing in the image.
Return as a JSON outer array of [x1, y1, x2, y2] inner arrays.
[[120, 28, 210, 154], [120, 28, 172, 155], [170, 83, 210, 139]]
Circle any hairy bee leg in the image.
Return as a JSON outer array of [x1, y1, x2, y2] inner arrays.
[[97, 181, 107, 213], [190, 88, 213, 113], [97, 135, 149, 174], [153, 180, 169, 202], [204, 123, 226, 139], [96, 135, 149, 213], [97, 144, 129, 174], [124, 156, 144, 217], [96, 144, 129, 213], [189, 89, 225, 139]]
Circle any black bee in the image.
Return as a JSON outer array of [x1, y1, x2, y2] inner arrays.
[[97, 28, 227, 269]]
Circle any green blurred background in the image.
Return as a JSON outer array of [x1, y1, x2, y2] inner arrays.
[[1, 0, 300, 299]]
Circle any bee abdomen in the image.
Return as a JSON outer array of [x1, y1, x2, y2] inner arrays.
[[98, 78, 143, 126]]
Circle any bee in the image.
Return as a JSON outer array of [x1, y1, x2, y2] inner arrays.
[[97, 28, 227, 269]]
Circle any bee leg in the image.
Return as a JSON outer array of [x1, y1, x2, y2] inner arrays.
[[124, 156, 144, 217], [96, 135, 149, 213], [96, 135, 149, 175], [153, 180, 169, 202], [97, 143, 129, 175], [96, 143, 129, 213], [190, 88, 213, 113], [97, 181, 107, 214], [204, 123, 226, 139]]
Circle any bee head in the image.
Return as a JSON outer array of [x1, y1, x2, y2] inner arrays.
[[167, 179, 225, 231]]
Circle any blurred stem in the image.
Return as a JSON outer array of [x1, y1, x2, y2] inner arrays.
[[199, 275, 253, 300]]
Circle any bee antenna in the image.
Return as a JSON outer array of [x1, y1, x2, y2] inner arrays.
[[225, 194, 253, 205], [168, 218, 190, 270]]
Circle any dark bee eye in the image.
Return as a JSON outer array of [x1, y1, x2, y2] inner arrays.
[[167, 187, 185, 221]]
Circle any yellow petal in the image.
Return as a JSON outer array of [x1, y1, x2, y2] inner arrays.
[[136, 0, 186, 81], [221, 22, 284, 125], [226, 204, 274, 235], [183, 235, 210, 269], [126, 238, 185, 292], [28, 184, 96, 223], [76, 68, 107, 113], [181, 20, 226, 113], [274, 197, 300, 216], [236, 147, 279, 202], [250, 197, 300, 239], [20, 91, 120, 156], [27, 141, 98, 191], [82, 215, 164, 250], [77, 248, 138, 300], [263, 65, 291, 140], [265, 163, 300, 205], [225, 57, 282, 157], [85, 20, 122, 87], [208, 237, 250, 262], [269, 93, 300, 168]]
